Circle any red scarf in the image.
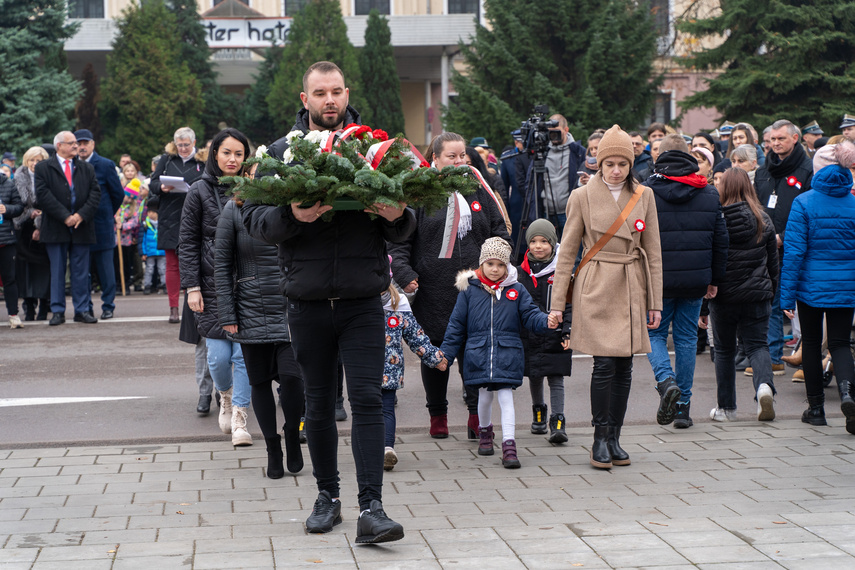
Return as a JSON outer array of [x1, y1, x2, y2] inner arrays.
[[475, 268, 502, 290], [661, 173, 709, 188], [520, 252, 538, 288]]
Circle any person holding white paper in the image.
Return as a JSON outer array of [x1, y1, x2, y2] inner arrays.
[[149, 127, 207, 324]]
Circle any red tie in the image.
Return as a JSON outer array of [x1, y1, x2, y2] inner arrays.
[[64, 159, 73, 187]]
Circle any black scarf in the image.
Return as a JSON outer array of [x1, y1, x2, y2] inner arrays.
[[766, 142, 807, 179]]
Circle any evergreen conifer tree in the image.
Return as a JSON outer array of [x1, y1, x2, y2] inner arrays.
[[238, 45, 285, 145], [679, 0, 855, 133], [0, 0, 81, 155], [75, 63, 102, 141], [266, 0, 364, 134], [443, 0, 661, 147], [171, 0, 236, 137], [99, 0, 203, 161], [359, 10, 405, 135]]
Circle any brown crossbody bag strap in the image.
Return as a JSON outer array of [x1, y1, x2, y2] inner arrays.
[[568, 188, 643, 300]]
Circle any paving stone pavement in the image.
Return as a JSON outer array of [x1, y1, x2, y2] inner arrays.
[[2, 419, 855, 569]]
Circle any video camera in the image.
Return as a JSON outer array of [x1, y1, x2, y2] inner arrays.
[[520, 105, 559, 162]]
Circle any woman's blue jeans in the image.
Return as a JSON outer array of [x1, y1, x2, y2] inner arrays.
[[206, 338, 250, 408]]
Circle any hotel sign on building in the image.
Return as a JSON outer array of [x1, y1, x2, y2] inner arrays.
[[203, 18, 291, 48]]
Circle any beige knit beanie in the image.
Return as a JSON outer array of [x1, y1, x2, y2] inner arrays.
[[479, 237, 512, 266], [596, 124, 635, 169]]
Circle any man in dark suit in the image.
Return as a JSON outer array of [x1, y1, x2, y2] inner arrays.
[[34, 131, 102, 325], [75, 129, 124, 319]]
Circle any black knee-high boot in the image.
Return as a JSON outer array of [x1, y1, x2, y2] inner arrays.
[[608, 357, 633, 466], [590, 357, 615, 469]]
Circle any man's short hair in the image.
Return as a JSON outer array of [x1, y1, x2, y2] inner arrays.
[[303, 61, 345, 92], [174, 127, 195, 142], [549, 114, 568, 129], [628, 131, 642, 139], [647, 122, 666, 137], [658, 134, 690, 155], [770, 119, 800, 138]]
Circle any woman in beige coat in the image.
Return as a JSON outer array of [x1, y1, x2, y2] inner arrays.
[[550, 125, 663, 469]]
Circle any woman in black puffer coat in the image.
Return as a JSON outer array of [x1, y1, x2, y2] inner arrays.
[[706, 168, 779, 423], [0, 170, 24, 327], [179, 128, 252, 447], [215, 195, 305, 477]]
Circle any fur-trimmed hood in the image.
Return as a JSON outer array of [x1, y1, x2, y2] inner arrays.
[[455, 266, 518, 292], [164, 142, 208, 163]]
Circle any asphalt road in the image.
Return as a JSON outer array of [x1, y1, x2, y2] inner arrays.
[[0, 294, 846, 448]]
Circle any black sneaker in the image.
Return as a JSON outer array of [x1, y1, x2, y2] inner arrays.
[[673, 403, 693, 429], [305, 491, 342, 533], [547, 413, 568, 444], [655, 378, 681, 425], [355, 500, 404, 544]]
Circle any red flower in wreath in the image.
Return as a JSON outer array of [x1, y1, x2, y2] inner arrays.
[[353, 125, 373, 139], [471, 201, 482, 212], [506, 289, 519, 301], [420, 160, 430, 168], [387, 316, 400, 328], [634, 219, 646, 232], [372, 129, 389, 142], [345, 123, 360, 130]]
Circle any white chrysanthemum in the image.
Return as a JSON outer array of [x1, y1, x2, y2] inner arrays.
[[285, 130, 303, 142], [304, 130, 330, 145], [282, 148, 294, 164], [255, 144, 268, 158], [273, 174, 281, 179]]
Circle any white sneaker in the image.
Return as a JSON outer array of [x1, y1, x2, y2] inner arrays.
[[757, 383, 775, 421], [218, 388, 233, 434], [9, 315, 23, 329], [231, 406, 253, 446], [710, 407, 737, 422], [384, 447, 398, 471]]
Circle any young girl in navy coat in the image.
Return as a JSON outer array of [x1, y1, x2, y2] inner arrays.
[[440, 237, 557, 468]]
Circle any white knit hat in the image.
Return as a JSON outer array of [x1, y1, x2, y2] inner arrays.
[[479, 237, 511, 266]]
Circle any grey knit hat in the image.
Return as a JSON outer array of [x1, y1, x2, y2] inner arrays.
[[479, 237, 512, 266], [525, 218, 558, 250]]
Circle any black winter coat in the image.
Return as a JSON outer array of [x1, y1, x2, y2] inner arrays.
[[178, 172, 231, 340], [754, 143, 813, 238], [516, 258, 572, 378], [215, 200, 290, 344], [0, 174, 24, 245], [243, 107, 417, 301], [389, 187, 511, 343], [149, 145, 206, 250], [647, 150, 729, 298], [33, 157, 101, 244], [715, 202, 778, 304]]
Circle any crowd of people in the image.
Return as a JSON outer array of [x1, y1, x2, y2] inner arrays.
[[2, 60, 855, 545]]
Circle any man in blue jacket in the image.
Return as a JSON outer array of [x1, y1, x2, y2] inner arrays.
[[75, 129, 124, 320], [646, 135, 729, 429]]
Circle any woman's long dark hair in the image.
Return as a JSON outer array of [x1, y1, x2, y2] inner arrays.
[[465, 146, 490, 178], [693, 131, 724, 165], [725, 124, 756, 159], [718, 167, 765, 243], [206, 128, 250, 178]]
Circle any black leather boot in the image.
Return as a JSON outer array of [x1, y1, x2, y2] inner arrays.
[[837, 377, 855, 434], [283, 427, 304, 473], [607, 426, 630, 466], [802, 394, 827, 426], [265, 436, 285, 479], [590, 426, 612, 469], [531, 404, 548, 434]]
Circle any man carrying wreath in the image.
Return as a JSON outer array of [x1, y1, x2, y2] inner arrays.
[[243, 61, 415, 543]]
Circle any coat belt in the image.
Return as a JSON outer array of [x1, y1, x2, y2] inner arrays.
[[590, 248, 655, 307]]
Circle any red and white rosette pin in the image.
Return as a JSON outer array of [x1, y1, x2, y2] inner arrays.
[[387, 315, 400, 328], [787, 176, 802, 190], [506, 289, 519, 301], [471, 201, 482, 212], [634, 219, 646, 232]]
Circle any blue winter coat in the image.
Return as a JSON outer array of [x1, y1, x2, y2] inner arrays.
[[87, 152, 124, 251], [440, 269, 549, 389], [781, 165, 855, 310], [141, 219, 165, 257]]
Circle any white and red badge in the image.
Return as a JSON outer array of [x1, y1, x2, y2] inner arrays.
[[387, 316, 400, 328], [471, 201, 482, 212], [634, 219, 646, 232], [548, 275, 554, 284], [787, 176, 802, 190], [506, 289, 519, 301]]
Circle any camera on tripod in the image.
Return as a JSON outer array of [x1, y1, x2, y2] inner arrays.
[[520, 105, 560, 160]]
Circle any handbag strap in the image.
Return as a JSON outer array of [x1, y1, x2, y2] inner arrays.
[[573, 187, 643, 281]]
